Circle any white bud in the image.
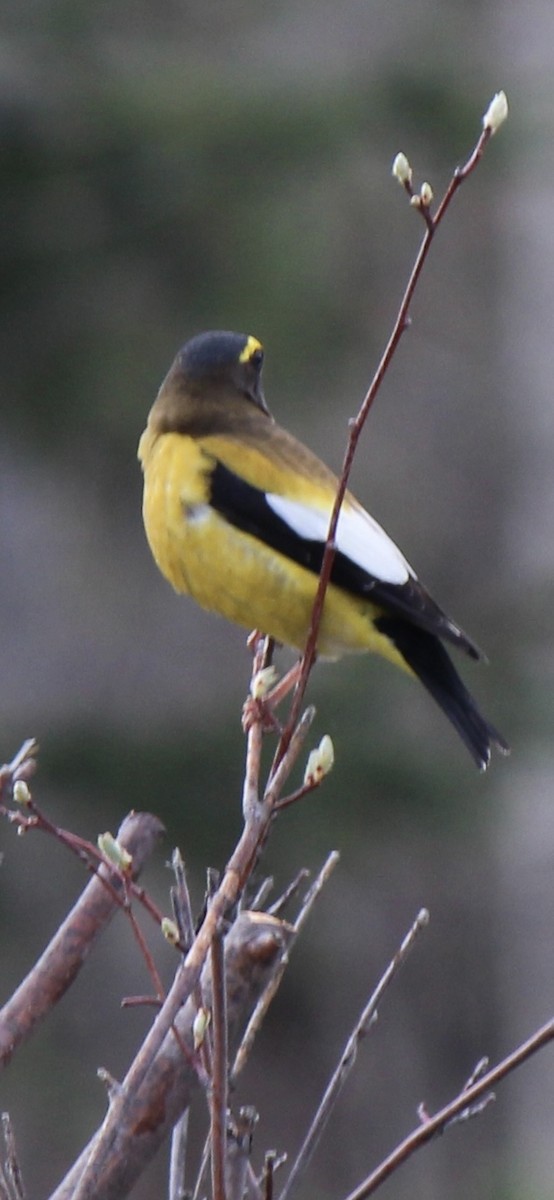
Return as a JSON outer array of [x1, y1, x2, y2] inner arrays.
[[251, 665, 278, 700], [13, 780, 31, 806], [392, 152, 412, 185], [420, 181, 433, 207], [303, 735, 335, 787], [97, 832, 133, 872], [193, 1006, 211, 1050], [161, 917, 180, 945], [482, 91, 508, 135], [410, 194, 421, 209]]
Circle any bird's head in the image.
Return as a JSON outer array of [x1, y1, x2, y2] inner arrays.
[[146, 330, 271, 438], [177, 330, 268, 414]]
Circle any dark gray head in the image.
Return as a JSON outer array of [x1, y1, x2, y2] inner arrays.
[[177, 330, 267, 412]]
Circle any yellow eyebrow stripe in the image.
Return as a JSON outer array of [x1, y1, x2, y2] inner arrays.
[[239, 335, 263, 363]]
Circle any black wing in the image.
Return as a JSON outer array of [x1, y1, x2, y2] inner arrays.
[[208, 459, 482, 660]]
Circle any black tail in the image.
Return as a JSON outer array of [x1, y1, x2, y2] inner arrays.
[[375, 616, 509, 770]]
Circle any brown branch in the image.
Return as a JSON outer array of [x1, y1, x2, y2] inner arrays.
[[278, 907, 429, 1200], [123, 900, 167, 1006], [168, 1112, 189, 1200], [0, 811, 164, 1069], [267, 868, 310, 918], [210, 927, 229, 1200], [1, 1113, 25, 1200], [232, 852, 339, 1082], [57, 646, 311, 1198], [2, 741, 170, 942], [343, 1017, 554, 1200], [225, 1108, 260, 1200], [0, 738, 38, 802], [266, 707, 315, 797], [170, 846, 196, 950], [6, 794, 170, 938], [50, 912, 293, 1200], [273, 115, 499, 770]]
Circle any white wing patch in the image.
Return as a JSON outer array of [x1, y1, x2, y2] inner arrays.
[[266, 494, 413, 586]]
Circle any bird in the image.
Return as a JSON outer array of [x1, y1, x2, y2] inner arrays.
[[138, 330, 509, 770]]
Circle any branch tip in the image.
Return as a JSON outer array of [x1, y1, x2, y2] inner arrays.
[[482, 90, 508, 135], [97, 831, 133, 873], [392, 152, 412, 186], [12, 781, 31, 807], [303, 735, 335, 787], [161, 917, 180, 946]]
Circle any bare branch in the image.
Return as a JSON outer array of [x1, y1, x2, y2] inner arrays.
[[273, 106, 504, 768], [168, 1112, 189, 1200], [231, 854, 339, 1082], [265, 708, 315, 800], [190, 1136, 210, 1200], [267, 869, 310, 918], [0, 739, 38, 802], [292, 853, 340, 934], [51, 913, 293, 1200], [210, 927, 229, 1200], [1, 1114, 25, 1200], [278, 907, 430, 1200], [0, 811, 164, 1070], [225, 1107, 259, 1200], [343, 1018, 554, 1200], [54, 622, 312, 1198], [170, 847, 196, 950], [250, 877, 275, 913]]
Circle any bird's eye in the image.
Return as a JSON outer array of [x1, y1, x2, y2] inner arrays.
[[250, 348, 264, 370]]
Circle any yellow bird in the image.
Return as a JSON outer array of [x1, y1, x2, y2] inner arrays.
[[138, 330, 509, 770]]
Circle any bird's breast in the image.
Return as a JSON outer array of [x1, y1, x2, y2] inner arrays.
[[139, 431, 212, 596]]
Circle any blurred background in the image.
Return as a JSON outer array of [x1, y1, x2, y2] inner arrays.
[[1, 1, 553, 1197]]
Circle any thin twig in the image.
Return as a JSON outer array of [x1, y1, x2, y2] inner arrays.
[[262, 1154, 275, 1200], [0, 812, 164, 1070], [242, 636, 273, 822], [261, 1152, 287, 1200], [225, 1107, 259, 1200], [292, 852, 340, 934], [170, 849, 214, 1082], [54, 914, 290, 1199], [231, 853, 339, 1082], [190, 1138, 211, 1200], [210, 928, 229, 1200], [0, 1164, 12, 1200], [124, 901, 166, 1005], [278, 907, 430, 1200], [250, 877, 275, 912], [4, 785, 170, 938], [168, 1112, 189, 1200], [265, 708, 315, 799], [68, 632, 305, 1197], [170, 847, 196, 951], [273, 117, 498, 770], [0, 739, 38, 802], [1, 1115, 24, 1200], [343, 1017, 554, 1200], [443, 1089, 496, 1129], [273, 779, 322, 812], [268, 869, 310, 918]]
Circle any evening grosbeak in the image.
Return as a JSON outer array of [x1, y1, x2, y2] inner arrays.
[[138, 330, 508, 770]]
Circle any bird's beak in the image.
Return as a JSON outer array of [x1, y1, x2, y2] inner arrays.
[[248, 380, 271, 418]]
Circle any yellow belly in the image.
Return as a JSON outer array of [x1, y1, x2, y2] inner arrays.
[[139, 429, 406, 668]]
